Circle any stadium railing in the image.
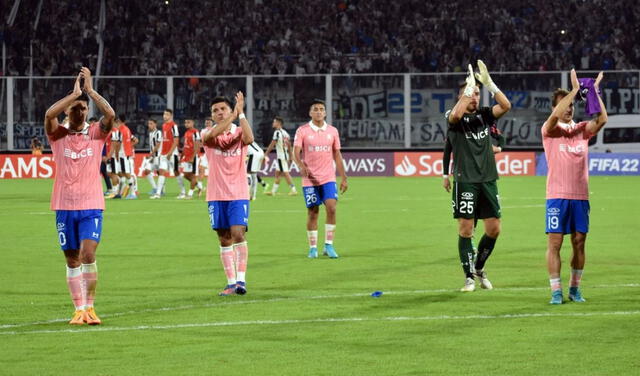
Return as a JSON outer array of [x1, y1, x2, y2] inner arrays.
[[1, 70, 638, 151]]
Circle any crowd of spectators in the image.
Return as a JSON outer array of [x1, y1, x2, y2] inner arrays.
[[1, 0, 639, 77]]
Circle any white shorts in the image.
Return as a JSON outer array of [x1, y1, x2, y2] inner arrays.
[[181, 156, 198, 174], [107, 157, 119, 174], [118, 157, 132, 175], [198, 155, 208, 169], [246, 153, 264, 173], [142, 156, 158, 172], [276, 158, 290, 172], [159, 154, 179, 173]]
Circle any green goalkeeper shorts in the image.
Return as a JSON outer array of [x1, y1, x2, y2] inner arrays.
[[451, 180, 501, 219]]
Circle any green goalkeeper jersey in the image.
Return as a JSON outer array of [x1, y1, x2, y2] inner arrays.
[[445, 106, 499, 183]]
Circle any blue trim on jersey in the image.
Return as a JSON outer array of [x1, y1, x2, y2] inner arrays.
[[55, 210, 104, 251], [302, 182, 338, 208], [208, 200, 250, 230], [545, 199, 590, 234]]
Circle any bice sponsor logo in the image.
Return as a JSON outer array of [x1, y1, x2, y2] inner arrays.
[[307, 145, 331, 152], [64, 147, 94, 159]]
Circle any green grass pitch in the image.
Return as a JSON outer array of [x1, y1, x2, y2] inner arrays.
[[1, 176, 639, 375]]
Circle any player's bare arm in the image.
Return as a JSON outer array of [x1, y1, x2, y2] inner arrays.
[[44, 73, 83, 136], [203, 107, 237, 145], [264, 140, 277, 157], [544, 69, 579, 135], [286, 139, 294, 162], [81, 67, 115, 133], [168, 136, 179, 156], [448, 65, 476, 125], [586, 71, 608, 134], [293, 145, 309, 178], [235, 92, 254, 145], [333, 149, 348, 194], [131, 135, 139, 146], [474, 60, 511, 118]]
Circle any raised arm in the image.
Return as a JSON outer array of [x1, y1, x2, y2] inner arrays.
[[585, 71, 608, 134], [235, 92, 254, 145], [475, 60, 511, 119], [543, 69, 580, 135], [82, 67, 115, 134], [448, 65, 476, 125], [44, 73, 83, 136]]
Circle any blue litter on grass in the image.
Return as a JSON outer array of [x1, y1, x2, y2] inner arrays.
[[371, 291, 383, 298]]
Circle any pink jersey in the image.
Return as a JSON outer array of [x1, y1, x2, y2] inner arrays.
[[48, 122, 109, 210], [293, 121, 341, 186], [542, 120, 593, 200], [203, 124, 249, 201]]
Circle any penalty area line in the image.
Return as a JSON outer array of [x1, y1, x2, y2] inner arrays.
[[1, 310, 639, 336]]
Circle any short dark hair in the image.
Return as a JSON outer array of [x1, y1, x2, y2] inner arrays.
[[88, 117, 98, 122], [148, 118, 157, 124], [118, 114, 126, 123], [164, 109, 173, 114], [310, 99, 325, 109], [551, 88, 570, 107], [274, 116, 284, 125], [211, 96, 233, 109]]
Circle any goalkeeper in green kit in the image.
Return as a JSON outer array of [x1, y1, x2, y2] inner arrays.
[[444, 61, 511, 292]]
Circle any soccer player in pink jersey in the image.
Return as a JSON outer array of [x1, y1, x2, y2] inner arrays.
[[44, 67, 115, 325], [202, 93, 254, 296], [542, 69, 607, 304], [293, 99, 348, 259]]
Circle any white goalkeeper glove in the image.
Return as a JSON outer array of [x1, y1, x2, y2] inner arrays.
[[474, 60, 500, 97], [463, 64, 476, 98]]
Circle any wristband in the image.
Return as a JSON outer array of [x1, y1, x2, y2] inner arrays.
[[486, 82, 500, 96], [239, 113, 246, 120]]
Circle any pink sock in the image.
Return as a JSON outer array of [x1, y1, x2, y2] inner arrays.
[[234, 242, 248, 282], [307, 230, 318, 248], [325, 224, 336, 244], [81, 263, 98, 307], [220, 246, 236, 285], [66, 266, 84, 310]]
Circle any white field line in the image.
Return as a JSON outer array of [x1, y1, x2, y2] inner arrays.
[[1, 310, 639, 336], [1, 283, 638, 331]]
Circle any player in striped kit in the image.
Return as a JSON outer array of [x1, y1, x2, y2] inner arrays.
[[246, 141, 267, 200], [293, 100, 348, 259], [264, 116, 297, 196], [202, 93, 254, 296], [152, 109, 185, 199], [142, 118, 162, 195], [542, 70, 607, 304], [180, 118, 203, 199], [105, 126, 121, 198], [44, 67, 115, 325]]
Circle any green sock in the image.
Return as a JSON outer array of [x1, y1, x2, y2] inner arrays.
[[475, 235, 497, 271], [458, 236, 474, 278]]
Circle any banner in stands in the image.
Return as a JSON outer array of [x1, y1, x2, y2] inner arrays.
[[536, 152, 640, 176]]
